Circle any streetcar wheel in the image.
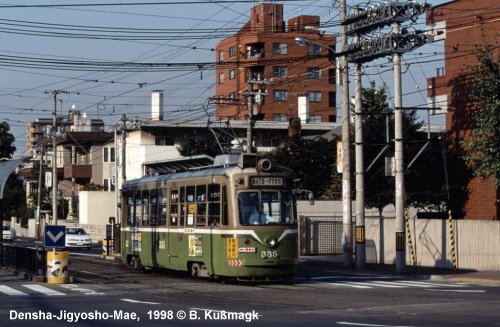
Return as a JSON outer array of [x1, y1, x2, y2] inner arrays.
[[130, 256, 143, 271], [190, 263, 199, 278]]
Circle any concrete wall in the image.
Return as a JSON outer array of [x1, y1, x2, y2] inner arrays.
[[365, 217, 500, 271], [298, 200, 500, 271], [79, 191, 116, 225]]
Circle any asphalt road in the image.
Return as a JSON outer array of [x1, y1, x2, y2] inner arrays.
[[1, 249, 499, 327]]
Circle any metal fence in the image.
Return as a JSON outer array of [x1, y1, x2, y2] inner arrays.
[[2, 244, 46, 279], [300, 216, 346, 255]]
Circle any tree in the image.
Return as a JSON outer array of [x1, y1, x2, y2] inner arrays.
[[361, 85, 449, 214], [461, 45, 500, 187], [176, 132, 225, 157], [0, 121, 23, 221], [0, 121, 16, 158], [3, 175, 30, 223], [269, 137, 341, 200], [360, 85, 395, 214]]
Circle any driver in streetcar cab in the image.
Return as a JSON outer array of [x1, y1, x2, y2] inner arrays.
[[249, 204, 268, 225]]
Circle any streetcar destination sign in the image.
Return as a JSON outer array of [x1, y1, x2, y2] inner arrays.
[[250, 177, 284, 186]]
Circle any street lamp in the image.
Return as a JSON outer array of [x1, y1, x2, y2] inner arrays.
[[295, 36, 353, 268]]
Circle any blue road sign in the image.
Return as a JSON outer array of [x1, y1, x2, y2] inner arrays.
[[44, 225, 66, 248]]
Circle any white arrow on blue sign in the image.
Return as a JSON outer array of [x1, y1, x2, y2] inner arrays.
[[44, 225, 66, 248]]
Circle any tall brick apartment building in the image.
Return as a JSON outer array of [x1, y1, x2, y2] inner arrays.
[[427, 0, 499, 219], [215, 3, 337, 123]]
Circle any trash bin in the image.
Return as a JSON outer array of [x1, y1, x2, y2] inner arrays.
[[46, 250, 70, 284]]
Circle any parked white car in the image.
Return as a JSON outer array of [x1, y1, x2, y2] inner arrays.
[[2, 225, 14, 241], [65, 227, 92, 249]]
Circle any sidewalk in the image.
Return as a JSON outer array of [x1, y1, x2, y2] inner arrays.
[[299, 255, 500, 286]]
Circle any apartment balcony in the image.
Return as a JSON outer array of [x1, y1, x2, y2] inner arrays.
[[245, 43, 265, 59], [64, 164, 92, 179]]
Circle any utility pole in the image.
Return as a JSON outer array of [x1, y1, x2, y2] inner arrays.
[[121, 115, 127, 186], [245, 80, 254, 154], [340, 0, 353, 268], [353, 8, 366, 269], [244, 79, 268, 154], [45, 90, 66, 225], [35, 145, 44, 240], [393, 20, 406, 274], [344, 0, 430, 273]]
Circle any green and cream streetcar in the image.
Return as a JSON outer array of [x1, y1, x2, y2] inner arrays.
[[120, 153, 300, 280]]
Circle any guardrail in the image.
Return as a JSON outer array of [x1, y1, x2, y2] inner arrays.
[[1, 244, 46, 279]]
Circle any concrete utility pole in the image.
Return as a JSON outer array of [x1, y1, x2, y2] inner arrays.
[[120, 115, 127, 186], [245, 80, 254, 154], [354, 31, 366, 269], [340, 0, 353, 268], [392, 20, 406, 274], [45, 90, 66, 225], [35, 145, 44, 240]]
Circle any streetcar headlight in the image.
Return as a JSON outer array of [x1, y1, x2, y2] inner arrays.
[[266, 237, 277, 248]]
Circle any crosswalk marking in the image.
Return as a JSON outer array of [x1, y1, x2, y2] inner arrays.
[[59, 284, 105, 295], [0, 284, 104, 297], [23, 285, 66, 296], [0, 285, 28, 296]]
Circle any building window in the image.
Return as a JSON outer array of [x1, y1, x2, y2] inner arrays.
[[219, 95, 225, 106], [272, 66, 288, 78], [103, 178, 115, 192], [272, 114, 288, 122], [307, 67, 321, 79], [328, 68, 336, 84], [219, 73, 224, 84], [329, 92, 336, 107], [103, 147, 115, 163], [229, 92, 237, 103], [308, 44, 321, 56], [155, 136, 175, 146], [229, 69, 236, 79], [308, 91, 321, 103], [272, 43, 287, 54], [229, 46, 237, 57], [273, 90, 287, 102], [218, 50, 224, 62], [309, 115, 322, 122]]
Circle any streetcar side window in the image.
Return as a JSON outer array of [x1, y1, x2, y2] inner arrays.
[[159, 188, 167, 226], [222, 186, 228, 226], [126, 191, 134, 226], [196, 185, 207, 226], [208, 184, 220, 226], [150, 189, 158, 226], [134, 191, 142, 226], [186, 186, 195, 202], [170, 189, 179, 226], [179, 187, 185, 226], [142, 190, 150, 226]]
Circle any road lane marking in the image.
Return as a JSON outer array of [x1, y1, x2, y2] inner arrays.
[[122, 298, 161, 305], [425, 289, 485, 293], [338, 322, 416, 327]]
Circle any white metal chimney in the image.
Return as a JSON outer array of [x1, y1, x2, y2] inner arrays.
[[297, 95, 309, 123], [151, 90, 164, 121]]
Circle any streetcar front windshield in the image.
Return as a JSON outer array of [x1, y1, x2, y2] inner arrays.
[[238, 191, 295, 225]]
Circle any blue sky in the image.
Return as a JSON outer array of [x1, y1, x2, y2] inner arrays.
[[0, 0, 447, 155]]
